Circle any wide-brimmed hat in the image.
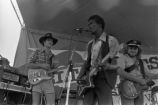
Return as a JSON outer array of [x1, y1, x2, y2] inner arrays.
[[39, 33, 58, 46], [126, 40, 141, 47]]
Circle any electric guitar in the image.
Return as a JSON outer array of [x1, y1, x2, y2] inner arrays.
[[119, 59, 155, 99], [119, 79, 155, 99], [77, 54, 112, 96], [28, 67, 66, 85], [77, 65, 103, 96]]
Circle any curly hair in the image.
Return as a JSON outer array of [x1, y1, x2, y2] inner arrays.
[[124, 45, 142, 59]]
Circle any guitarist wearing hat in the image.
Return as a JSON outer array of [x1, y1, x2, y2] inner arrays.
[[27, 33, 58, 105], [117, 40, 158, 105]]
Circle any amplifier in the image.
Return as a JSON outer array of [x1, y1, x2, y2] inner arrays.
[[0, 82, 31, 94], [2, 72, 19, 82], [0, 66, 29, 87]]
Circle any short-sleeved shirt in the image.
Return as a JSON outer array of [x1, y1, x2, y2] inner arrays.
[[29, 48, 55, 93], [117, 54, 144, 80], [29, 48, 54, 65]]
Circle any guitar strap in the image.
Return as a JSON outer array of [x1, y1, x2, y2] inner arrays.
[[125, 63, 137, 73], [49, 54, 54, 67], [139, 59, 146, 79], [125, 59, 146, 79], [139, 59, 155, 86]]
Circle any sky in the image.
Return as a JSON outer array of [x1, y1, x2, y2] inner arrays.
[[0, 0, 21, 66]]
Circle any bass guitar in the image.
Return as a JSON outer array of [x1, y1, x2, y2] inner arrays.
[[119, 79, 155, 99], [28, 67, 66, 85]]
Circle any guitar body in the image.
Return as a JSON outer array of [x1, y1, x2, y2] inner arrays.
[[28, 69, 51, 85], [78, 73, 94, 96], [28, 67, 66, 85], [78, 66, 103, 96], [119, 80, 149, 99], [119, 80, 140, 99], [77, 54, 110, 96]]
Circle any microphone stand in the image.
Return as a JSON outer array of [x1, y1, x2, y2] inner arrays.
[[64, 28, 84, 105], [64, 49, 75, 105], [63, 31, 76, 105]]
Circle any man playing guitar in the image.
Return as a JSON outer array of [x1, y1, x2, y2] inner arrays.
[[117, 40, 158, 105], [77, 15, 120, 105], [27, 33, 58, 105]]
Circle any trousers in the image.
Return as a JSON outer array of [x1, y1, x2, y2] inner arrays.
[[83, 77, 113, 105]]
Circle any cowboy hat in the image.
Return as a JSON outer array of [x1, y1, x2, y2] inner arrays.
[[39, 33, 58, 46]]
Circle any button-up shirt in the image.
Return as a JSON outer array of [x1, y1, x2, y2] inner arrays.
[[90, 32, 119, 66], [29, 48, 54, 65]]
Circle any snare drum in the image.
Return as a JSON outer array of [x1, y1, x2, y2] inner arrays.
[[151, 86, 158, 105]]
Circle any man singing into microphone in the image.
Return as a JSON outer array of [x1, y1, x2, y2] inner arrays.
[[77, 15, 120, 105]]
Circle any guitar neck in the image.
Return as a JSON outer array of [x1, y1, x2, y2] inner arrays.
[[47, 67, 67, 74], [101, 54, 110, 64]]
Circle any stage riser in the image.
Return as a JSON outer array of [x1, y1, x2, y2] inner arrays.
[[0, 89, 84, 105], [58, 98, 83, 105], [0, 90, 32, 105]]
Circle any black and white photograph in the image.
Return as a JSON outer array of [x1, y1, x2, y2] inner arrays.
[[0, 0, 158, 105]]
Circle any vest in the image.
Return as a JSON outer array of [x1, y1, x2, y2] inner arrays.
[[86, 35, 117, 89]]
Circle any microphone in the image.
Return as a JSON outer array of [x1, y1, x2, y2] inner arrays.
[[74, 28, 89, 33]]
